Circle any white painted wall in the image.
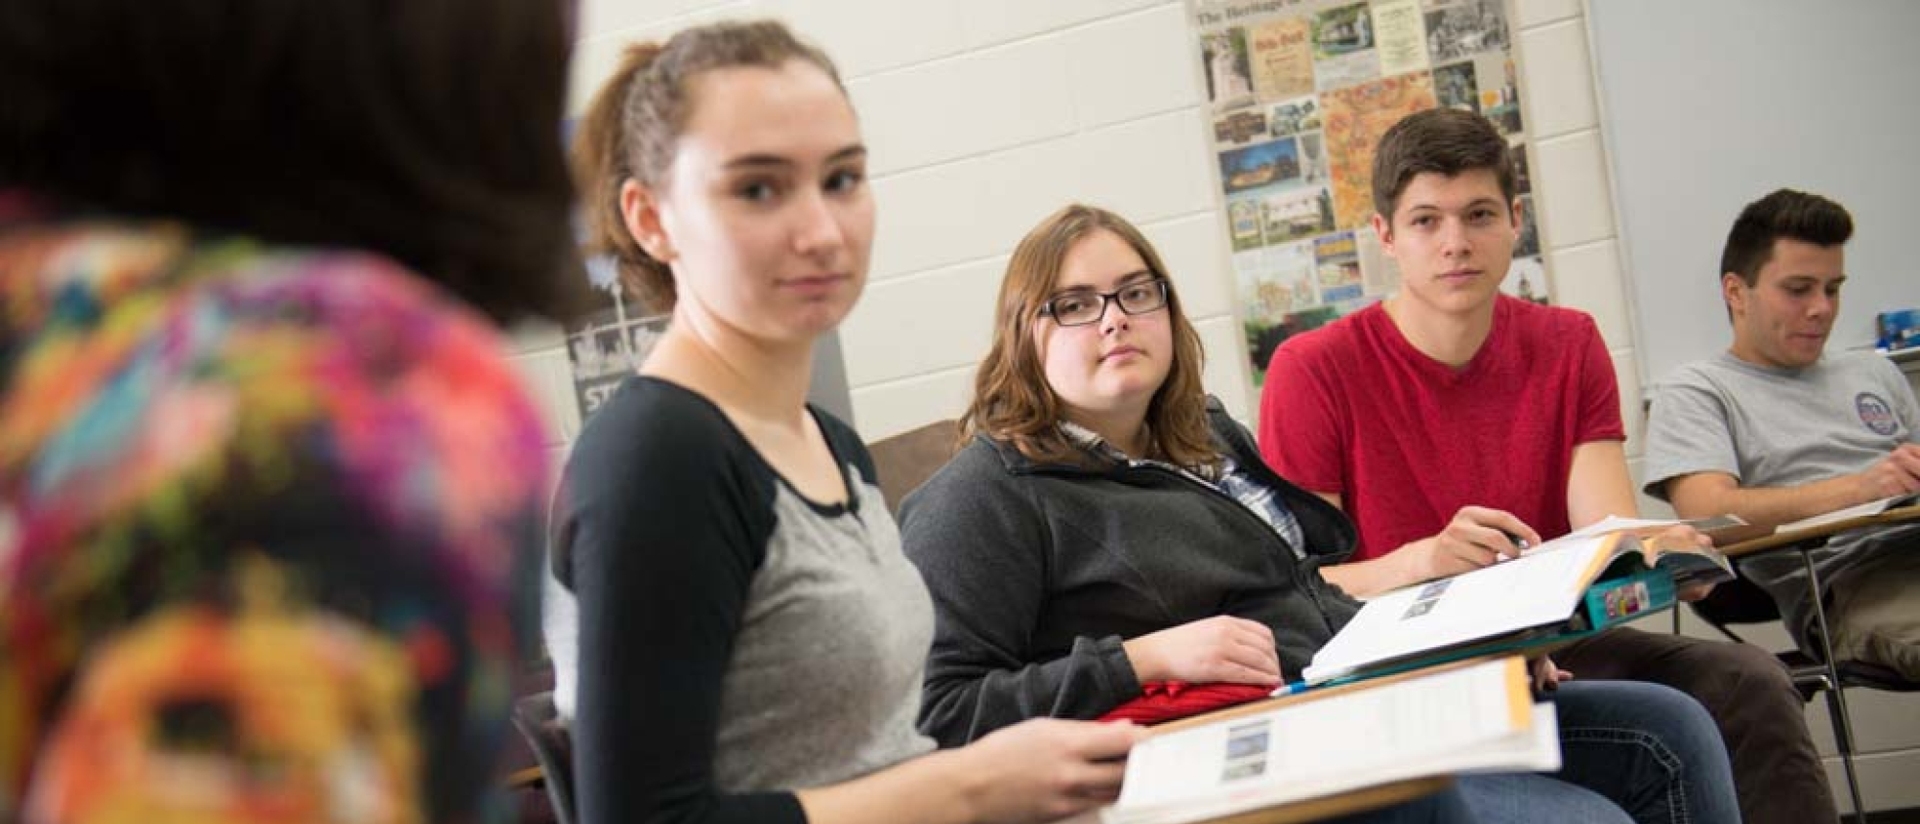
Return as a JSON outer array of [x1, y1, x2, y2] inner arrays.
[[518, 0, 1634, 442], [501, 0, 1916, 811]]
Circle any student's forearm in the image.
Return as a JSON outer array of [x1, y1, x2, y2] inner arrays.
[[799, 721, 1137, 824], [1671, 474, 1874, 526], [1319, 552, 1417, 599], [797, 749, 984, 824]]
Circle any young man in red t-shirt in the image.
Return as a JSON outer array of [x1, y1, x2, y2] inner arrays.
[[1257, 108, 1833, 824]]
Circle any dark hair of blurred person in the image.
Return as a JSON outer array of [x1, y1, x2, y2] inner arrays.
[[0, 1, 581, 822], [0, 0, 582, 323]]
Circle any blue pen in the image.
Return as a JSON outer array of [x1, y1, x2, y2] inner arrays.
[[1271, 680, 1311, 697]]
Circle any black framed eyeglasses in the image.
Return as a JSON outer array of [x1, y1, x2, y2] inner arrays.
[[1039, 278, 1170, 327]]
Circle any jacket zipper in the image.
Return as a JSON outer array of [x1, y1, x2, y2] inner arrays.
[[1121, 462, 1344, 638]]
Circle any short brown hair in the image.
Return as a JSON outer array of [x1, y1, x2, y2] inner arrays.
[[1370, 108, 1515, 220], [0, 0, 581, 326], [573, 20, 844, 312], [1720, 189, 1853, 286], [963, 204, 1218, 470]]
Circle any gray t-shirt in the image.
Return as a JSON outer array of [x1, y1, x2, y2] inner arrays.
[[1643, 350, 1920, 639]]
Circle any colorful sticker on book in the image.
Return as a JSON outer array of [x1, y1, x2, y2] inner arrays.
[[1603, 581, 1651, 619]]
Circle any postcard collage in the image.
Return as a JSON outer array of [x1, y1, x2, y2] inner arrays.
[[1192, 0, 1547, 385]]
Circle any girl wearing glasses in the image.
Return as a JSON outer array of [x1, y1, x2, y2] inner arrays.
[[898, 203, 1740, 824], [549, 20, 1167, 824]]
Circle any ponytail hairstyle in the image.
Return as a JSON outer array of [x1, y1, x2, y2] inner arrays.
[[962, 204, 1219, 471], [573, 20, 844, 311]]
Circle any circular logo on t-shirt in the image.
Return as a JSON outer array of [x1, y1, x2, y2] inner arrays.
[[1856, 392, 1899, 436]]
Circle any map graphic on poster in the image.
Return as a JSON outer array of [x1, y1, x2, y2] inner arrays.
[[1189, 0, 1543, 386], [1323, 72, 1437, 231]]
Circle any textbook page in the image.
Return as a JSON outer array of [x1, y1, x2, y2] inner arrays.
[[1302, 535, 1609, 683], [1104, 658, 1557, 824], [1777, 492, 1920, 533], [1561, 513, 1748, 541]]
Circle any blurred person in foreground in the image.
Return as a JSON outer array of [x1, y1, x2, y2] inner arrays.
[[0, 1, 582, 821]]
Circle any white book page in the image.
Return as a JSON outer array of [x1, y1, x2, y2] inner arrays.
[[1777, 493, 1920, 533], [1559, 513, 1748, 542], [1303, 536, 1607, 682], [1106, 660, 1555, 824]]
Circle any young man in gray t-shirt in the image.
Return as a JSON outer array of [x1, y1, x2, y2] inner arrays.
[[1644, 188, 1920, 680]]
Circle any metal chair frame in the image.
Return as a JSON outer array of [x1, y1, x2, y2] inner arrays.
[[1683, 541, 1918, 824]]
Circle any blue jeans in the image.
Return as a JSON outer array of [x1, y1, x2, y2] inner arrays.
[[1327, 784, 1476, 823], [1455, 679, 1740, 824]]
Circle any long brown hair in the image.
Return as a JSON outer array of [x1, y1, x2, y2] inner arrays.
[[963, 204, 1218, 469], [572, 20, 844, 312]]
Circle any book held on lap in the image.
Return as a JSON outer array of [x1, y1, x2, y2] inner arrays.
[[1091, 657, 1557, 824], [1301, 522, 1734, 685]]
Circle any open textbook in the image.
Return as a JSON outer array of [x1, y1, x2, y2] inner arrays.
[[1775, 492, 1920, 534], [1090, 657, 1557, 824], [1301, 517, 1737, 685]]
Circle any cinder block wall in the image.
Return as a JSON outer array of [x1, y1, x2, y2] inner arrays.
[[501, 2, 1918, 811]]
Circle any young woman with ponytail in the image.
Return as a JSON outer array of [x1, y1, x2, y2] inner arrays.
[[541, 20, 1205, 824]]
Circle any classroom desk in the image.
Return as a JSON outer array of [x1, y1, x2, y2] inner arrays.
[[1711, 503, 1920, 821], [1716, 504, 1920, 559]]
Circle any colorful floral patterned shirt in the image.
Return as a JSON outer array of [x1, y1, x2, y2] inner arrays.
[[0, 215, 549, 824]]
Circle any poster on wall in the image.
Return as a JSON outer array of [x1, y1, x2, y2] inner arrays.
[[1190, 0, 1545, 387], [563, 255, 670, 421]]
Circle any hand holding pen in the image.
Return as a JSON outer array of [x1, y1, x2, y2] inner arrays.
[[1399, 506, 1543, 582]]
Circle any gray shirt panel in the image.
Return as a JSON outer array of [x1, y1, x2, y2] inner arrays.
[[712, 476, 937, 790]]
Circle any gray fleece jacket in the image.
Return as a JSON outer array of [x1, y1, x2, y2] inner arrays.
[[899, 401, 1361, 747]]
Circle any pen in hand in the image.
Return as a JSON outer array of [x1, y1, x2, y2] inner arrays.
[[1497, 530, 1529, 561]]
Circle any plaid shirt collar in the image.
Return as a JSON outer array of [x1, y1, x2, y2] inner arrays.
[[1057, 420, 1221, 482]]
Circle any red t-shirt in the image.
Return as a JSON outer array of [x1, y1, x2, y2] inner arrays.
[[1258, 295, 1625, 561]]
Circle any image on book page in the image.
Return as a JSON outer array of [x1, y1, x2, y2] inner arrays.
[[1100, 657, 1558, 824]]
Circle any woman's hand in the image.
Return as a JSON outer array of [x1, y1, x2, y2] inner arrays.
[[1122, 615, 1280, 686], [954, 718, 1146, 823]]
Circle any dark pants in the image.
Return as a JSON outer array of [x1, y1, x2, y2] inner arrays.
[[1558, 626, 1837, 824]]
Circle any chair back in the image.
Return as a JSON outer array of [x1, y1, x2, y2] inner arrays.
[[511, 691, 576, 824], [866, 419, 961, 518]]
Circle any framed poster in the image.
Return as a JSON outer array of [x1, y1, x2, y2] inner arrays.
[[1190, 0, 1544, 386]]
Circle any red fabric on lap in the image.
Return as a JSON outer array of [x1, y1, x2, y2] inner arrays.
[[1098, 681, 1274, 724]]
